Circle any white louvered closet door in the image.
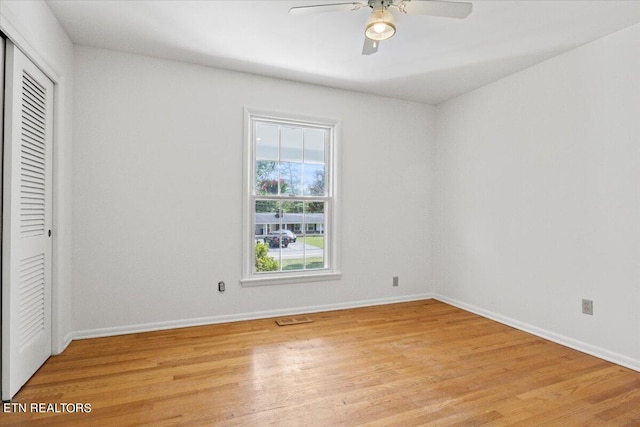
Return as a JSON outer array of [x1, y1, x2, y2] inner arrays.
[[2, 40, 53, 401]]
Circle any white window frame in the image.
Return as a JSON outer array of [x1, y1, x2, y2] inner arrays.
[[241, 108, 341, 286]]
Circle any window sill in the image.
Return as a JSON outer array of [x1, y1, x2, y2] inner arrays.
[[240, 271, 342, 287]]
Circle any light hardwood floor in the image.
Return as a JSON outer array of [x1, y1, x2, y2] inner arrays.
[[3, 300, 640, 426]]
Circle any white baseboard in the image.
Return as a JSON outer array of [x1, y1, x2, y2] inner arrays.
[[70, 293, 435, 341], [435, 294, 640, 373], [55, 333, 74, 355]]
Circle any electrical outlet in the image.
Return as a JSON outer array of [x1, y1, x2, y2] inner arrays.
[[393, 276, 399, 287], [582, 299, 593, 315], [218, 281, 225, 293]]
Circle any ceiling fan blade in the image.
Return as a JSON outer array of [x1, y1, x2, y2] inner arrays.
[[362, 37, 379, 55], [400, 0, 472, 19], [289, 2, 366, 15]]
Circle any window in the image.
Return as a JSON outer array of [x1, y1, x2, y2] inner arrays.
[[242, 109, 340, 286]]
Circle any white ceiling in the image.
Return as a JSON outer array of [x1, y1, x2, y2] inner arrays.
[[45, 0, 640, 105]]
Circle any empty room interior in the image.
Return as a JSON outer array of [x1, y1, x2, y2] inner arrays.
[[1, 0, 640, 425]]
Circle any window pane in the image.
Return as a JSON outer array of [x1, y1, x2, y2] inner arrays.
[[304, 128, 325, 163], [279, 201, 303, 271], [255, 200, 282, 273], [304, 201, 325, 233], [282, 256, 305, 271], [281, 201, 302, 271], [256, 124, 279, 160], [281, 126, 303, 162], [256, 161, 279, 195], [282, 200, 304, 214], [256, 200, 282, 235], [279, 162, 303, 196], [304, 235, 325, 270], [304, 164, 325, 196], [304, 201, 325, 270]]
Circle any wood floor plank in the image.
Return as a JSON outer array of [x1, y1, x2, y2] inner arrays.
[[2, 300, 639, 426]]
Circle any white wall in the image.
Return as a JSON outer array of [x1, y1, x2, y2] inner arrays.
[[434, 23, 640, 369], [1, 0, 74, 353], [72, 46, 435, 335]]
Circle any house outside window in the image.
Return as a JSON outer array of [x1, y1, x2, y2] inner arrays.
[[241, 109, 341, 286]]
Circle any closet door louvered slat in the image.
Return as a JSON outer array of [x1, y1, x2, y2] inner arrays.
[[2, 41, 53, 401]]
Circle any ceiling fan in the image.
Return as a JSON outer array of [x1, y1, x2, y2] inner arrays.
[[289, 0, 473, 55]]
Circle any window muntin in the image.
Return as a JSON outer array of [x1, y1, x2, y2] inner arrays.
[[243, 110, 339, 285]]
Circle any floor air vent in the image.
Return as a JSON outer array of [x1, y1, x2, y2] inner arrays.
[[275, 316, 313, 326]]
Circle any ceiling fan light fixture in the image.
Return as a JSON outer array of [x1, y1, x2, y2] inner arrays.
[[364, 8, 396, 41]]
